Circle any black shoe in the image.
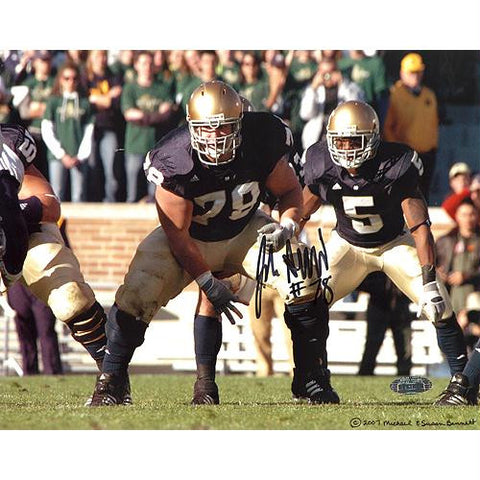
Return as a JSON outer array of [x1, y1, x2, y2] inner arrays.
[[85, 373, 132, 406], [291, 368, 309, 402], [122, 374, 133, 405], [435, 373, 477, 406], [292, 367, 340, 405], [89, 373, 131, 407], [191, 378, 219, 405]]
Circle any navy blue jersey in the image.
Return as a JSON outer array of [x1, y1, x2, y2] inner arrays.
[[145, 111, 294, 241], [262, 146, 303, 210], [0, 123, 37, 186], [304, 141, 424, 247]]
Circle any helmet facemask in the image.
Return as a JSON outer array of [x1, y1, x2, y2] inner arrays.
[[188, 114, 242, 166], [326, 100, 380, 170], [186, 81, 244, 167], [327, 129, 380, 169]]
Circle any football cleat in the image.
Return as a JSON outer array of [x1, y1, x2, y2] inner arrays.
[[191, 378, 219, 405], [122, 374, 133, 405], [84, 373, 132, 406], [434, 373, 477, 406], [291, 368, 309, 403], [292, 367, 340, 405], [88, 372, 132, 407]]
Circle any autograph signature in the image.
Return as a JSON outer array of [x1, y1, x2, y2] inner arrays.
[[255, 228, 333, 318]]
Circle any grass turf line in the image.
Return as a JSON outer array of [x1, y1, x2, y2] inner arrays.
[[0, 374, 478, 430]]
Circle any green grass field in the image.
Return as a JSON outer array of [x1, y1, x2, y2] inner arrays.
[[0, 374, 478, 430]]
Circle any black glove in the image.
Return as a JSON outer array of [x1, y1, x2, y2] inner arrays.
[[196, 271, 243, 324]]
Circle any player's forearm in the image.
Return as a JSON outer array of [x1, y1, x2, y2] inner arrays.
[[412, 225, 436, 267], [167, 232, 210, 280], [299, 186, 322, 230], [402, 196, 434, 267], [276, 187, 302, 225]]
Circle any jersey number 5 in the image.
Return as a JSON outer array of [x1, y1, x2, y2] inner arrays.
[[342, 196, 384, 234]]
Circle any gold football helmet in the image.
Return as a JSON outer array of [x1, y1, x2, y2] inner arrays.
[[186, 80, 243, 165], [326, 101, 380, 169], [239, 95, 255, 113]]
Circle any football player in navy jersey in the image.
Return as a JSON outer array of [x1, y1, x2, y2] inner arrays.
[[301, 100, 469, 401], [0, 124, 116, 397], [0, 125, 32, 293], [90, 81, 337, 406], [189, 96, 310, 404]]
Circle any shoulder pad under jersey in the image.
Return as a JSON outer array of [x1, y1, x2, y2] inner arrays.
[[303, 141, 333, 186], [0, 124, 37, 185], [376, 142, 422, 182], [145, 126, 194, 186]]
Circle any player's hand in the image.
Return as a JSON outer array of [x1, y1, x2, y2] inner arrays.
[[417, 281, 445, 323], [257, 219, 298, 253], [196, 272, 243, 325]]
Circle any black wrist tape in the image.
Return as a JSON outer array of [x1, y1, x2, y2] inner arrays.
[[421, 264, 436, 284], [409, 218, 432, 234]]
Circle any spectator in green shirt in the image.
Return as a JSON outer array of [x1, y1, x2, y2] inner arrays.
[[110, 50, 136, 84], [121, 50, 177, 202], [216, 50, 241, 89], [167, 50, 199, 118], [19, 50, 55, 179], [41, 62, 94, 202], [338, 50, 388, 125], [288, 50, 317, 86], [237, 52, 269, 111]]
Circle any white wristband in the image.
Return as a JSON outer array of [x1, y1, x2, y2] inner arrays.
[[195, 271, 213, 289]]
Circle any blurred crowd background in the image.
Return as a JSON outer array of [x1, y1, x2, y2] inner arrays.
[[0, 49, 478, 207]]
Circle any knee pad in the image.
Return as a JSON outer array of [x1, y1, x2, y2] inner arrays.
[[46, 281, 95, 322], [106, 305, 148, 349], [66, 301, 106, 345]]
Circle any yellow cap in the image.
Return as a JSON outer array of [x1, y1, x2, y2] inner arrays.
[[401, 53, 425, 73]]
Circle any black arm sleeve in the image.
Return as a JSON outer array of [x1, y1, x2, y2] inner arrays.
[[0, 174, 29, 275]]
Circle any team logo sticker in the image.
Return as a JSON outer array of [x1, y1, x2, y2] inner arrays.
[[390, 376, 432, 395]]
